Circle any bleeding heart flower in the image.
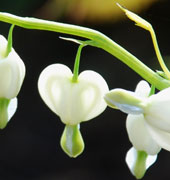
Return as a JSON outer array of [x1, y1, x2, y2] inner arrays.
[[38, 63, 109, 125], [104, 80, 170, 153], [0, 35, 25, 129], [104, 80, 170, 178]]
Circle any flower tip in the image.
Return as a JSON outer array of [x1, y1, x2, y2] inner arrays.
[[116, 3, 126, 12], [60, 124, 85, 158], [126, 147, 157, 179], [117, 3, 151, 31]]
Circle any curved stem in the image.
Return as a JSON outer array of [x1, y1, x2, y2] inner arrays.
[[0, 12, 170, 90], [72, 44, 85, 83], [150, 28, 170, 79]]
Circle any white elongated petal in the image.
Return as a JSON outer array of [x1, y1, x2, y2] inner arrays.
[[126, 114, 161, 155], [144, 87, 170, 132], [0, 35, 25, 99], [126, 147, 157, 177], [145, 123, 170, 152], [8, 97, 17, 121], [38, 64, 109, 125]]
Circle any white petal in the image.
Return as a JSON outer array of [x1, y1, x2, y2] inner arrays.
[[126, 114, 161, 155], [126, 147, 157, 176], [78, 70, 109, 122], [38, 63, 73, 114], [38, 64, 109, 125], [8, 97, 17, 121], [145, 122, 170, 152], [0, 35, 25, 99], [135, 80, 150, 97], [144, 87, 170, 132]]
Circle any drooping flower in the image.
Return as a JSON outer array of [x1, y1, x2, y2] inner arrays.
[[0, 35, 25, 128], [38, 63, 109, 157], [104, 80, 170, 178], [105, 80, 170, 152]]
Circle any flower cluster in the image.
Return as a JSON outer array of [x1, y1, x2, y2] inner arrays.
[[104, 80, 170, 178], [0, 4, 170, 180]]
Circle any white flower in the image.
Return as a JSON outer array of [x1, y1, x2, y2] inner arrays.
[[105, 80, 170, 153], [38, 63, 109, 125], [0, 35, 25, 99], [142, 86, 170, 152], [104, 80, 167, 178], [0, 35, 25, 128]]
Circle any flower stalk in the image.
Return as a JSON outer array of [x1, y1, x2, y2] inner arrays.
[[72, 44, 86, 83]]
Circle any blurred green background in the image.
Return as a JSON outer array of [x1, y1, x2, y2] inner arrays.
[[0, 0, 170, 179]]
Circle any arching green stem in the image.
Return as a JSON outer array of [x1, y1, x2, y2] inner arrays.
[[0, 12, 170, 90]]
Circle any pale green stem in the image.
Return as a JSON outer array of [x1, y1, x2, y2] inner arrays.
[[150, 28, 170, 79], [0, 12, 170, 90], [72, 44, 85, 83]]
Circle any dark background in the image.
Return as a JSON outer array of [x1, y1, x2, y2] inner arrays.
[[0, 0, 170, 179]]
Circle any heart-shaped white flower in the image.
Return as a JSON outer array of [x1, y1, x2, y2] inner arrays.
[[38, 63, 109, 125]]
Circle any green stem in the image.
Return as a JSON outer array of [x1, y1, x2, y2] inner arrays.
[[133, 151, 147, 179], [72, 44, 85, 83], [5, 24, 14, 57], [149, 84, 155, 96], [150, 28, 170, 79], [0, 12, 170, 89]]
